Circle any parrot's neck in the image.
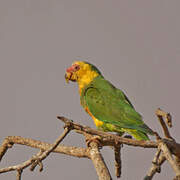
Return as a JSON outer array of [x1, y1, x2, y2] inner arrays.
[[77, 70, 99, 94]]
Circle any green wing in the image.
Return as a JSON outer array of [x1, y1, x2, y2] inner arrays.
[[115, 88, 134, 108], [84, 77, 153, 135]]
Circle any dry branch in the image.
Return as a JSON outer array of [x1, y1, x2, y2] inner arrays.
[[88, 138, 112, 180], [159, 141, 180, 176], [0, 108, 180, 180], [0, 151, 43, 174], [57, 116, 180, 158], [57, 116, 158, 148], [114, 145, 122, 178], [0, 136, 89, 161], [29, 127, 70, 171], [156, 108, 173, 139], [144, 153, 166, 180], [0, 127, 72, 177]]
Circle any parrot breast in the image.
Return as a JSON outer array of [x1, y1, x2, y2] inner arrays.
[[85, 107, 104, 127]]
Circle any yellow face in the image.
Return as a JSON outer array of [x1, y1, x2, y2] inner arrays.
[[65, 61, 92, 83], [65, 61, 99, 94]]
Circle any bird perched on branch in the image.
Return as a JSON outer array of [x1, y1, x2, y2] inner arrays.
[[65, 61, 154, 140]]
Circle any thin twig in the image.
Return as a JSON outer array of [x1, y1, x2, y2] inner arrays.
[[159, 141, 180, 177], [0, 138, 13, 162], [30, 127, 71, 171], [0, 136, 89, 162], [156, 108, 172, 128], [0, 128, 72, 175], [0, 151, 42, 174], [114, 145, 122, 178], [156, 108, 173, 139], [144, 151, 166, 180]]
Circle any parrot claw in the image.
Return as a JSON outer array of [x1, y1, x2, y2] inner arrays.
[[123, 135, 132, 139]]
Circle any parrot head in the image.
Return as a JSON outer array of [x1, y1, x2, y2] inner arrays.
[[65, 61, 102, 83]]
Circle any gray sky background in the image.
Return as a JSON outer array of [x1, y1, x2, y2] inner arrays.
[[0, 1, 180, 179]]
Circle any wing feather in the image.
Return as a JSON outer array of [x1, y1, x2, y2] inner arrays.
[[84, 83, 149, 133]]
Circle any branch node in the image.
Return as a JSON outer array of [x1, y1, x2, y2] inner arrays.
[[30, 158, 38, 171], [0, 113, 180, 180], [63, 120, 74, 130], [30, 157, 44, 172], [85, 134, 102, 148], [159, 141, 180, 177], [153, 132, 161, 141]]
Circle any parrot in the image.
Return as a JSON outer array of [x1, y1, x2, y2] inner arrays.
[[65, 61, 154, 140]]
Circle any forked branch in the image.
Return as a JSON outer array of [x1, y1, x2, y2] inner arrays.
[[0, 108, 179, 180]]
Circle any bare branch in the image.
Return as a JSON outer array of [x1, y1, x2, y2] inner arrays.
[[57, 116, 180, 158], [0, 150, 42, 174], [114, 145, 122, 178], [30, 127, 70, 171], [159, 141, 180, 176], [16, 169, 22, 180], [156, 108, 172, 128], [57, 116, 157, 148], [0, 138, 13, 162], [0, 136, 89, 161], [144, 151, 166, 180], [88, 140, 112, 180], [156, 108, 173, 139], [0, 128, 85, 176], [0, 108, 180, 180]]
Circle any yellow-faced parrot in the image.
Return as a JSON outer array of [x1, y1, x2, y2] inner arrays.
[[65, 61, 154, 140]]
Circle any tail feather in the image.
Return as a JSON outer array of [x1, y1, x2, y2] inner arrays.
[[121, 128, 150, 140], [129, 130, 150, 140], [139, 123, 154, 136]]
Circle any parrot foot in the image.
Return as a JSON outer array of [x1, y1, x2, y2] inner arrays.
[[123, 135, 132, 139], [86, 135, 102, 148], [113, 135, 132, 148], [120, 135, 132, 148]]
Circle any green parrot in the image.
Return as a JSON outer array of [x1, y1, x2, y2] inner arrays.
[[65, 61, 154, 140]]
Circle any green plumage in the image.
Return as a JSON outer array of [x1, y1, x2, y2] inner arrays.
[[81, 74, 154, 140]]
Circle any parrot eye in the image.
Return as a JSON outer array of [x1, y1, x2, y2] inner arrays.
[[74, 64, 80, 71], [66, 64, 80, 73]]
